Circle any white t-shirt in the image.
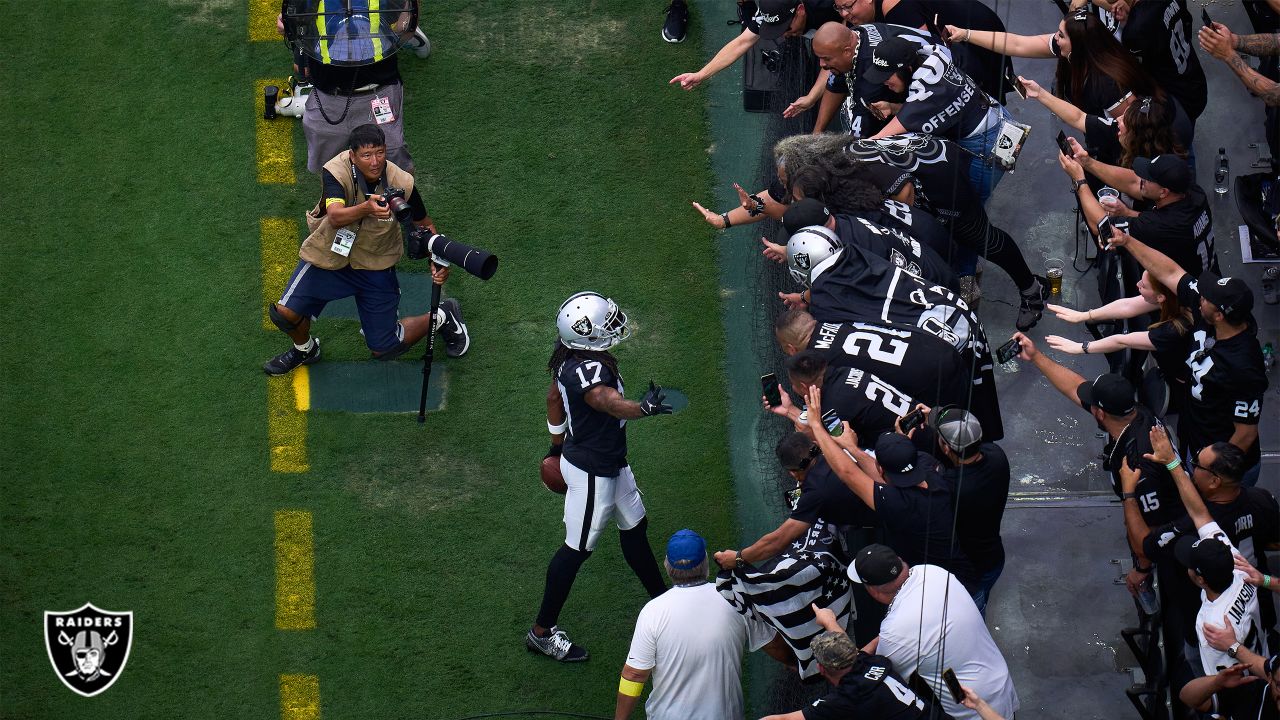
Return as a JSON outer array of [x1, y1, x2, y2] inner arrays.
[[878, 564, 1019, 720], [625, 582, 777, 720], [1193, 521, 1268, 675]]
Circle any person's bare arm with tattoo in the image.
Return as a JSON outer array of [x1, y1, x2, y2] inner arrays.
[[1200, 24, 1280, 106]]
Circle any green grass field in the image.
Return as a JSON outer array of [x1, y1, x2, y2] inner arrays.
[[0, 2, 740, 717]]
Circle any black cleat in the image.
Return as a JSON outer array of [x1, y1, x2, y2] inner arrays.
[[437, 298, 470, 358], [525, 626, 589, 662], [263, 338, 321, 376], [662, 0, 689, 43]]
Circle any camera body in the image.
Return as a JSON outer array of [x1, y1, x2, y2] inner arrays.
[[381, 187, 414, 222]]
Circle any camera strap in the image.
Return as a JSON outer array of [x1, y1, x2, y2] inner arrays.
[[346, 160, 387, 235]]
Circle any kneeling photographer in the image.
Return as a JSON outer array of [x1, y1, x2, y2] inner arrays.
[[264, 123, 470, 375]]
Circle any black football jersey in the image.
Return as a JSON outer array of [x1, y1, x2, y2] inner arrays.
[[802, 654, 942, 720], [1098, 405, 1185, 527], [1175, 276, 1268, 468], [895, 47, 992, 140], [808, 246, 1002, 439], [862, 198, 954, 260], [556, 354, 628, 476], [834, 213, 957, 290], [808, 321, 971, 420], [827, 24, 941, 137], [844, 134, 976, 223]]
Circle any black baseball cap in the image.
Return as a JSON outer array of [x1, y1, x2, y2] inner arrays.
[[782, 199, 832, 235], [1174, 534, 1235, 592], [848, 544, 903, 585], [875, 432, 930, 488], [1132, 155, 1191, 194], [751, 0, 800, 40], [864, 37, 918, 85], [1076, 374, 1136, 416], [1197, 272, 1254, 319]]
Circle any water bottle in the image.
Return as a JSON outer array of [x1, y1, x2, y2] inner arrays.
[[1214, 148, 1230, 195], [1137, 575, 1160, 616], [1265, 342, 1275, 373]]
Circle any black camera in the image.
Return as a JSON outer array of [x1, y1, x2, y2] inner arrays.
[[405, 228, 499, 280], [380, 187, 414, 223], [761, 49, 783, 73]]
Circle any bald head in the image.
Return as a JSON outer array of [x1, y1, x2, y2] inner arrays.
[[812, 22, 858, 74], [774, 309, 817, 355]]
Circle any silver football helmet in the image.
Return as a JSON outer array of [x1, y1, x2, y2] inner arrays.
[[787, 225, 842, 287], [557, 292, 631, 350]]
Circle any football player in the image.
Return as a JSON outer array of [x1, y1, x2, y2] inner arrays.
[[527, 292, 673, 662]]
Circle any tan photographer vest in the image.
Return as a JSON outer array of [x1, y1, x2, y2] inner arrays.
[[299, 153, 415, 271]]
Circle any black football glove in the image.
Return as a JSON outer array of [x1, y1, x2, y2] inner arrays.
[[640, 381, 673, 416], [545, 444, 563, 460]]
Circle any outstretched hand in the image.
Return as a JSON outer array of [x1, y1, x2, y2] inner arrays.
[[1141, 424, 1177, 466], [640, 381, 673, 416], [670, 72, 703, 91], [691, 201, 727, 229]]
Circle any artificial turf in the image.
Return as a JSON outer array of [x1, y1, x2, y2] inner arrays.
[[0, 2, 739, 717]]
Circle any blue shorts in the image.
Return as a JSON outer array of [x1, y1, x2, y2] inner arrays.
[[278, 261, 402, 352]]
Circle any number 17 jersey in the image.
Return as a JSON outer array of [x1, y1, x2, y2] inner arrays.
[[556, 354, 628, 476]]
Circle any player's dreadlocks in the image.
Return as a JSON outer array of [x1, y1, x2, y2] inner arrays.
[[547, 341, 621, 381], [774, 133, 884, 214]]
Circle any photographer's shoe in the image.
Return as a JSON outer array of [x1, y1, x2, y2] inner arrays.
[[437, 298, 470, 358], [525, 626, 588, 662], [1015, 277, 1049, 332], [662, 1, 689, 43], [263, 338, 321, 376]]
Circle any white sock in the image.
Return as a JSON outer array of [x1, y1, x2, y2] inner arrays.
[[294, 337, 316, 352]]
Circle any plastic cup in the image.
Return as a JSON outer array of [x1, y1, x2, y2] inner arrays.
[[1046, 258, 1065, 295], [1097, 186, 1120, 214]]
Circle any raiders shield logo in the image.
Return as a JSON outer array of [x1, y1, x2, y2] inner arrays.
[[794, 252, 811, 271], [571, 316, 593, 337], [45, 602, 133, 697]]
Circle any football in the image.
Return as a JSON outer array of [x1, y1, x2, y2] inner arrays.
[[540, 455, 567, 494]]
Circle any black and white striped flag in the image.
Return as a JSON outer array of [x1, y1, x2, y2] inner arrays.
[[716, 519, 853, 679]]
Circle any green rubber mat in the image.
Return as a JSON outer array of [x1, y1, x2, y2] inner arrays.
[[306, 360, 445, 413]]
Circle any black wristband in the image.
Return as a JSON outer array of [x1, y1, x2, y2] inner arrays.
[[747, 194, 766, 217], [545, 444, 563, 459], [720, 212, 732, 229]]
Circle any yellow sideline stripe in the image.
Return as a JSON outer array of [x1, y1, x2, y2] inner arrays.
[[248, 0, 279, 42], [256, 78, 296, 185], [269, 371, 310, 474], [261, 218, 300, 330], [279, 674, 321, 720], [275, 511, 317, 630]]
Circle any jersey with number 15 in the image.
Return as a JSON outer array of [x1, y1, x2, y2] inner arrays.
[[556, 355, 628, 476]]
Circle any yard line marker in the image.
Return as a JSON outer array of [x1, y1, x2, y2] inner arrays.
[[279, 674, 321, 720], [256, 78, 296, 185], [261, 218, 300, 330], [248, 0, 279, 42], [274, 511, 316, 630], [268, 372, 310, 474]]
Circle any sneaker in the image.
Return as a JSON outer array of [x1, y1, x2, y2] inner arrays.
[[405, 27, 432, 58], [1015, 277, 1049, 332], [525, 626, 588, 662], [662, 1, 689, 43], [263, 338, 321, 376], [437, 298, 470, 358]]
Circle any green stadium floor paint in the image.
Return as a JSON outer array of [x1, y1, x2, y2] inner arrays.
[[305, 360, 445, 413]]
